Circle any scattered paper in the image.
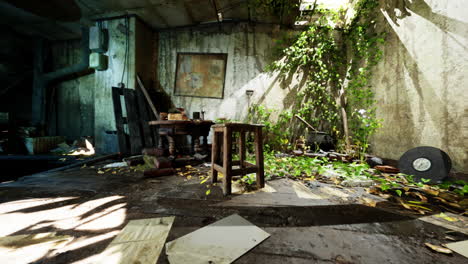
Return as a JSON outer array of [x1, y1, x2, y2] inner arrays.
[[166, 214, 270, 264]]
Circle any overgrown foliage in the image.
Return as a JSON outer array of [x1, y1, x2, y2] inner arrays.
[[249, 0, 385, 157], [240, 152, 468, 200]]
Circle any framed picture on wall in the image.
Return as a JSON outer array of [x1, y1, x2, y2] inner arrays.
[[174, 52, 228, 99]]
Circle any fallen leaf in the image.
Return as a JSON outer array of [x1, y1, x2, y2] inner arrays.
[[407, 192, 428, 202], [378, 194, 392, 199], [421, 188, 439, 196], [439, 192, 460, 203], [408, 201, 426, 204], [205, 189, 211, 195], [435, 213, 458, 222], [445, 235, 457, 241], [59, 158, 67, 162], [408, 204, 432, 211], [81, 164, 87, 169], [433, 197, 463, 209], [97, 170, 105, 174], [361, 197, 377, 207], [424, 243, 453, 254]]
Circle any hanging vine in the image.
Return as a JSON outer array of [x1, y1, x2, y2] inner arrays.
[[249, 0, 385, 156]]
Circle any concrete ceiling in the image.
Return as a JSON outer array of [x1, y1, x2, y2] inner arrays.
[[0, 0, 298, 40]]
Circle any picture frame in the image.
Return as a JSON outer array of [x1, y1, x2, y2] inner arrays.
[[174, 52, 228, 99]]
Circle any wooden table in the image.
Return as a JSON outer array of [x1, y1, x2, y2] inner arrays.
[[148, 120, 214, 156]]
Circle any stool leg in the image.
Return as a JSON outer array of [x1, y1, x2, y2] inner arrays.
[[239, 130, 246, 178], [211, 131, 219, 183], [223, 127, 232, 195], [255, 127, 265, 188]]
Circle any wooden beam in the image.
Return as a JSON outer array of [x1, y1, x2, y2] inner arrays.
[[98, 217, 175, 264], [183, 0, 196, 24], [136, 74, 160, 120]]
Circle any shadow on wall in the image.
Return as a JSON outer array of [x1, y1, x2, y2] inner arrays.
[[373, 0, 467, 172], [158, 23, 307, 122], [383, 0, 468, 39]]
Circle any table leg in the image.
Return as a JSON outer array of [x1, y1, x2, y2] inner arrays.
[[194, 137, 201, 153], [167, 135, 175, 156], [203, 135, 208, 153]]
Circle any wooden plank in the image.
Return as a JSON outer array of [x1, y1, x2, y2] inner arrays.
[[135, 88, 154, 147], [239, 130, 246, 177], [213, 163, 225, 175], [137, 74, 160, 120], [98, 217, 175, 264], [255, 126, 265, 188], [123, 89, 143, 155], [112, 87, 128, 154], [211, 131, 219, 184], [223, 126, 232, 195], [231, 166, 258, 176]]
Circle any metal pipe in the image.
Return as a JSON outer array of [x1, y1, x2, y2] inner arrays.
[[32, 27, 91, 126], [43, 27, 90, 82]]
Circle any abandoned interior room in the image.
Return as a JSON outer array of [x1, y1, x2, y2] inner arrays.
[[0, 0, 467, 263]]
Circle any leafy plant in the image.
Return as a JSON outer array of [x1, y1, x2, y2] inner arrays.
[[252, 0, 385, 158]]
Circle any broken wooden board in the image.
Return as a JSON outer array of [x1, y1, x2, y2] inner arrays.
[[98, 217, 174, 264], [165, 214, 270, 264], [445, 240, 468, 258]]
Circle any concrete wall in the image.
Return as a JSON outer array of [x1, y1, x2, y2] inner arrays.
[[93, 18, 137, 153], [370, 0, 468, 172], [52, 17, 142, 153], [51, 40, 95, 140], [157, 23, 302, 122]]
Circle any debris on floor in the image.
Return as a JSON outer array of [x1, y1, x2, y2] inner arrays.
[[424, 242, 453, 255], [103, 161, 128, 168], [165, 214, 270, 264], [98, 217, 175, 264]]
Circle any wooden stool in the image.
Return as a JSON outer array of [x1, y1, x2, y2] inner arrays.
[[211, 123, 265, 195]]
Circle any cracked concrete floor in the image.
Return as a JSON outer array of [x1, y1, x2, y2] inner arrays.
[[0, 163, 466, 264]]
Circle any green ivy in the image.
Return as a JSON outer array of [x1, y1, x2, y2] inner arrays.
[[251, 0, 385, 157]]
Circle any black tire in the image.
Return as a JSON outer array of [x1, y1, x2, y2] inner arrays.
[[398, 146, 451, 183]]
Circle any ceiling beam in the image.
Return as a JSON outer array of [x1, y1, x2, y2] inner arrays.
[[183, 0, 196, 24]]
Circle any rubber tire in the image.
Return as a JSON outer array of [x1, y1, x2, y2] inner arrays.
[[398, 146, 451, 183]]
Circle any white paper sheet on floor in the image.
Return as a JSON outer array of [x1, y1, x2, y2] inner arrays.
[[165, 214, 270, 264]]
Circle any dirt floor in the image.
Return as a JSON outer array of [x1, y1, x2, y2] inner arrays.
[[0, 160, 467, 264]]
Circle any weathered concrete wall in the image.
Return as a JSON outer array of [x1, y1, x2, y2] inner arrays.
[[370, 0, 468, 172], [51, 40, 95, 140], [93, 18, 137, 153], [52, 17, 140, 153], [158, 23, 302, 122]]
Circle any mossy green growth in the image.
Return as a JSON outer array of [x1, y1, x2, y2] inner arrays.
[[250, 0, 385, 157]]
